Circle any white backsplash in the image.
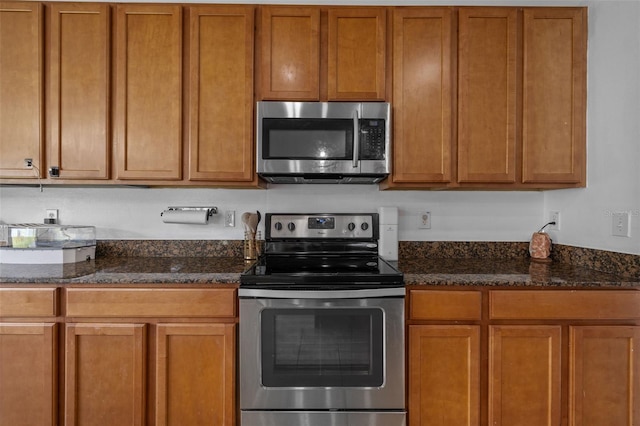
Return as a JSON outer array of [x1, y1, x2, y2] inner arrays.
[[0, 185, 543, 242]]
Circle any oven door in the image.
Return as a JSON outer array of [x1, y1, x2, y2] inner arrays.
[[239, 288, 405, 411]]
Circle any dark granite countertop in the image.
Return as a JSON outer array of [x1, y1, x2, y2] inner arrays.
[[0, 257, 249, 284], [399, 258, 640, 288], [1, 256, 638, 288]]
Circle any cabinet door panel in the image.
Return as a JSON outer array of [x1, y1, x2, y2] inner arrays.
[[259, 6, 320, 100], [65, 323, 146, 426], [570, 326, 640, 426], [328, 8, 386, 100], [522, 8, 586, 184], [409, 325, 480, 426], [48, 3, 110, 179], [115, 5, 182, 180], [0, 323, 56, 426], [187, 6, 254, 182], [489, 325, 562, 426], [458, 8, 517, 183], [0, 1, 43, 178], [155, 323, 236, 426], [391, 8, 453, 185]]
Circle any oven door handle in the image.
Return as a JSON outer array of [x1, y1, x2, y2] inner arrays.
[[238, 287, 405, 299]]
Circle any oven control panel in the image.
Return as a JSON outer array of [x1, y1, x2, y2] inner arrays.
[[267, 213, 377, 239]]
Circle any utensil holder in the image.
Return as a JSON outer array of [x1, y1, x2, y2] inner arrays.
[[244, 231, 263, 261]]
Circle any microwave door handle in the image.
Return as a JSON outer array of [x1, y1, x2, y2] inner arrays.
[[352, 109, 359, 168]]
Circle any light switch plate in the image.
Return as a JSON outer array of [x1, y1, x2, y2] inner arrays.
[[225, 210, 235, 227], [612, 212, 630, 237]]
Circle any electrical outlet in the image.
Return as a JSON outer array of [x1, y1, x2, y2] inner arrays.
[[24, 158, 33, 168], [418, 211, 431, 229], [225, 210, 235, 227], [549, 211, 560, 231], [612, 211, 630, 237], [45, 209, 58, 224], [46, 209, 58, 221]]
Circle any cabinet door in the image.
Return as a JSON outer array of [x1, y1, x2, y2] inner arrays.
[[65, 323, 146, 426], [114, 5, 182, 180], [0, 1, 43, 179], [458, 8, 517, 183], [155, 323, 236, 426], [327, 7, 386, 100], [409, 325, 480, 426], [187, 5, 255, 182], [522, 8, 586, 184], [0, 323, 56, 426], [489, 325, 562, 426], [258, 6, 320, 100], [570, 326, 640, 426], [48, 3, 110, 179], [391, 8, 453, 185]]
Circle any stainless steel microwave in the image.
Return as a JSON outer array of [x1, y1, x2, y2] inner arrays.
[[257, 101, 391, 184]]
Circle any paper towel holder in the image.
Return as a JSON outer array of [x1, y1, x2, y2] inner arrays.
[[161, 206, 218, 218]]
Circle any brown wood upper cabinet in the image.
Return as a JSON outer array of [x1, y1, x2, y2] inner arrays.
[[388, 6, 587, 189], [257, 6, 387, 101], [0, 1, 44, 179], [388, 7, 454, 187], [186, 5, 255, 182], [114, 4, 183, 180], [522, 7, 586, 185], [48, 2, 110, 179], [457, 7, 518, 184]]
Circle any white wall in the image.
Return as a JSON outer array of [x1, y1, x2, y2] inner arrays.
[[544, 0, 640, 255], [0, 186, 543, 242], [1, 0, 639, 255]]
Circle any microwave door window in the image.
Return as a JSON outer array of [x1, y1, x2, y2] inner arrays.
[[263, 118, 353, 160]]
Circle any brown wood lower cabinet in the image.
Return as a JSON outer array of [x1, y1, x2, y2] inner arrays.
[[0, 285, 237, 426], [489, 325, 562, 426], [65, 323, 147, 426], [0, 323, 57, 426], [155, 323, 235, 426], [570, 326, 640, 426], [408, 325, 480, 425], [62, 287, 238, 426], [408, 288, 640, 426]]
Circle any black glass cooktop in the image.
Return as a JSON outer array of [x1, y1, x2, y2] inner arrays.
[[240, 253, 403, 288]]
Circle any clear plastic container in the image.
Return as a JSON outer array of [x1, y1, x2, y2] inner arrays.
[[0, 224, 96, 249]]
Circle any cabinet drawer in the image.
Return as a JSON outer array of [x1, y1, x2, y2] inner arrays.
[[66, 288, 236, 318], [490, 290, 640, 320], [0, 288, 58, 317], [410, 290, 482, 320]]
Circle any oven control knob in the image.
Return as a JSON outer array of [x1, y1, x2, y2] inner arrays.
[[274, 222, 283, 231], [361, 222, 369, 231], [348, 222, 356, 231], [287, 222, 296, 232]]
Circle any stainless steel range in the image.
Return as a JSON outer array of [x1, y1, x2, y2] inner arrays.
[[239, 213, 405, 426]]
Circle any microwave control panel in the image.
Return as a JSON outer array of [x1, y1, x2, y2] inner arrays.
[[359, 120, 386, 160]]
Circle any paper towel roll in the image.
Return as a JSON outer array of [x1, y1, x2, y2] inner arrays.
[[161, 209, 209, 224]]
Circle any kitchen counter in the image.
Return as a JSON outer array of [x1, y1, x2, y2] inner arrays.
[[0, 256, 248, 284], [399, 258, 640, 288], [1, 255, 638, 288]]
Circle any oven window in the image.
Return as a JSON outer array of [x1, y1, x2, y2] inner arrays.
[[263, 118, 353, 160], [261, 308, 384, 387]]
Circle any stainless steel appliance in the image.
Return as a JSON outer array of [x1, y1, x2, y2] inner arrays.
[[239, 213, 405, 426], [256, 102, 391, 184]]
